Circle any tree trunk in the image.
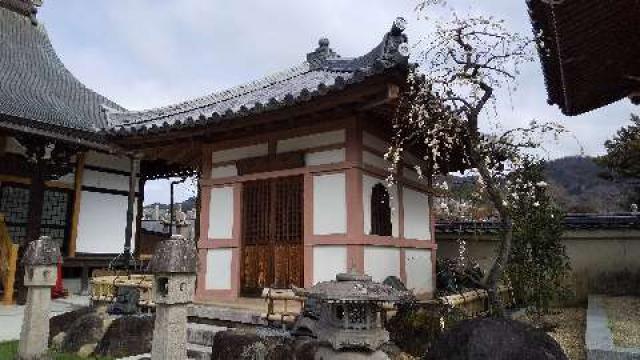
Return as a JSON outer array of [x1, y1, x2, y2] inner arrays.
[[466, 121, 513, 317]]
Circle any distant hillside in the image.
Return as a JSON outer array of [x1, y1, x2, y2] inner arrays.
[[443, 156, 637, 214], [544, 156, 635, 213]]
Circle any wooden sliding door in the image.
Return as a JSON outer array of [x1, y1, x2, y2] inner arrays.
[[241, 176, 303, 295]]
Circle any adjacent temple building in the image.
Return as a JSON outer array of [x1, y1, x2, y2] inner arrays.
[[0, 0, 435, 301]]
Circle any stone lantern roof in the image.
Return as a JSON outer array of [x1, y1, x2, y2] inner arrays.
[[303, 269, 407, 303], [149, 235, 197, 273], [22, 236, 60, 266]]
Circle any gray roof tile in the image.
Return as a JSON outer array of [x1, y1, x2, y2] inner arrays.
[[0, 7, 125, 135], [106, 17, 410, 136]]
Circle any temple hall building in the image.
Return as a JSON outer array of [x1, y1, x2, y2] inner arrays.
[[0, 0, 436, 301]]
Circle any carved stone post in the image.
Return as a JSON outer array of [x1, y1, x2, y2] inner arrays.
[[150, 235, 197, 360], [18, 236, 60, 360]]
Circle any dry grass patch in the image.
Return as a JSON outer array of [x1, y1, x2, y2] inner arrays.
[[603, 296, 640, 348]]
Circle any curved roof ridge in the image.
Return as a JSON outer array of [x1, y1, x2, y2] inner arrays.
[[106, 16, 410, 136], [0, 7, 125, 133], [109, 62, 314, 126]]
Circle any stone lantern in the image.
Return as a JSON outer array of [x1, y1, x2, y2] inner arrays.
[[18, 236, 61, 360], [149, 234, 197, 360], [296, 270, 406, 359]]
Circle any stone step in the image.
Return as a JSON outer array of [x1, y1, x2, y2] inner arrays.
[[187, 343, 212, 360], [187, 322, 227, 347], [189, 304, 266, 325]]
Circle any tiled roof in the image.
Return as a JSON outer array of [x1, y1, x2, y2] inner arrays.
[[106, 17, 410, 136], [0, 6, 125, 136], [527, 0, 640, 115], [436, 213, 640, 234]]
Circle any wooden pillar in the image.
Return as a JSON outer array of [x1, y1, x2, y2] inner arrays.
[[123, 156, 139, 269], [134, 176, 145, 258], [79, 265, 89, 296], [67, 153, 85, 258]]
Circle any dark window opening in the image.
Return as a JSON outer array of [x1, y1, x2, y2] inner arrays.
[[370, 183, 392, 236]]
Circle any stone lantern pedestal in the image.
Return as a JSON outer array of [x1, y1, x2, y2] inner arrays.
[[149, 235, 197, 360], [18, 236, 61, 360]]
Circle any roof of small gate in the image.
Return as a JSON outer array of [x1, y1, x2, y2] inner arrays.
[[106, 17, 410, 136], [0, 2, 125, 136]]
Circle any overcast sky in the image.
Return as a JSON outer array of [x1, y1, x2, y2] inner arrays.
[[38, 0, 636, 204]]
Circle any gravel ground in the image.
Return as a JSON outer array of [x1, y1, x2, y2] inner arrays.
[[516, 307, 586, 360], [602, 296, 640, 348]]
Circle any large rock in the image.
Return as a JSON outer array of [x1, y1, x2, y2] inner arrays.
[[49, 306, 93, 345], [94, 315, 154, 357], [211, 328, 296, 360], [426, 317, 568, 360], [59, 312, 108, 354]]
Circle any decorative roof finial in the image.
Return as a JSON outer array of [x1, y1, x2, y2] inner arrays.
[[391, 17, 407, 35], [374, 16, 410, 69], [318, 37, 330, 48], [307, 37, 339, 64]]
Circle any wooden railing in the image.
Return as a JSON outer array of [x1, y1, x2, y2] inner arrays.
[[0, 213, 19, 304]]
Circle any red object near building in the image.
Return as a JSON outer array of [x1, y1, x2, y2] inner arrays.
[[51, 257, 65, 299]]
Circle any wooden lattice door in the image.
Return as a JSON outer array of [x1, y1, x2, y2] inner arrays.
[[241, 176, 303, 295]]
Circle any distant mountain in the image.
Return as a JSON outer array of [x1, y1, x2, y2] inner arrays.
[[444, 156, 637, 214], [544, 156, 636, 213]]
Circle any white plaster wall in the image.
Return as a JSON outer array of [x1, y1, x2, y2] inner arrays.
[[76, 192, 137, 253], [364, 247, 400, 282], [403, 166, 424, 184], [313, 173, 346, 235], [277, 130, 345, 153], [85, 151, 131, 172], [362, 132, 389, 153], [362, 175, 399, 237], [305, 148, 345, 166], [211, 143, 268, 164], [82, 170, 132, 192], [205, 248, 233, 290], [405, 249, 433, 295], [403, 187, 431, 240], [313, 246, 347, 284], [211, 164, 238, 179], [363, 151, 390, 171], [208, 186, 234, 239]]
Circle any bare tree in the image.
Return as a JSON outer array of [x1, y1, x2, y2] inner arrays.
[[388, 12, 565, 314]]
